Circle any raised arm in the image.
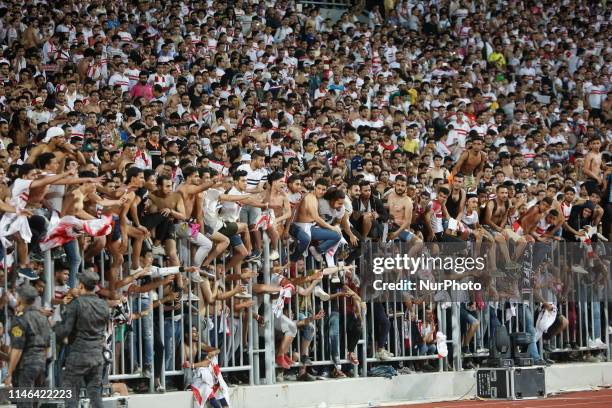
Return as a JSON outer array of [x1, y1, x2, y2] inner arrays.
[[30, 169, 76, 189]]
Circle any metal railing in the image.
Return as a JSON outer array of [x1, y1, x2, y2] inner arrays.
[[0, 227, 609, 399]]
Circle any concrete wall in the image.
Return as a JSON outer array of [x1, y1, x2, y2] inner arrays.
[[124, 362, 612, 408]]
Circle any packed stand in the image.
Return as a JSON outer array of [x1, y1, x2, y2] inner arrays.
[[0, 0, 608, 401]]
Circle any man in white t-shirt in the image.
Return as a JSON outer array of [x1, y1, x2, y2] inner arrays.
[[216, 171, 267, 267], [236, 150, 270, 258]]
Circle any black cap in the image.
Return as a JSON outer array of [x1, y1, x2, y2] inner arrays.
[[17, 283, 38, 303], [77, 270, 100, 287]]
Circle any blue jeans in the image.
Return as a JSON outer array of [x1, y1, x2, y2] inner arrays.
[[398, 230, 414, 242], [310, 226, 341, 253], [579, 284, 602, 340], [592, 302, 601, 340], [289, 224, 310, 262], [488, 306, 502, 347], [517, 304, 540, 360], [132, 297, 153, 367], [373, 303, 390, 349], [164, 318, 183, 370], [298, 312, 315, 342], [63, 240, 81, 288], [419, 343, 437, 355], [329, 312, 340, 363]]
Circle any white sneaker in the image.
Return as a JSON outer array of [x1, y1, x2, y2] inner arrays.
[[152, 245, 165, 256], [572, 265, 589, 274], [309, 246, 324, 263], [593, 338, 606, 349], [190, 273, 203, 283], [587, 338, 596, 348], [235, 290, 252, 299], [313, 285, 330, 301], [269, 250, 280, 261], [376, 349, 393, 361]]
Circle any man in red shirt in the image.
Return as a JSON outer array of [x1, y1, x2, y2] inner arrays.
[[129, 71, 153, 101]]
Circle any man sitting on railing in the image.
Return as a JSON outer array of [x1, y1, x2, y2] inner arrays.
[[294, 178, 342, 266], [533, 260, 568, 362], [482, 185, 524, 270]]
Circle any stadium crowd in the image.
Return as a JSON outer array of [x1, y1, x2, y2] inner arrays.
[[0, 0, 609, 404]]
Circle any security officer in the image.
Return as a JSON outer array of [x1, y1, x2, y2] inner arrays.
[[3, 283, 51, 408], [55, 270, 109, 408]]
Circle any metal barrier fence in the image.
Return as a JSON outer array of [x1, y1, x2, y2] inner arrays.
[[0, 229, 610, 396]]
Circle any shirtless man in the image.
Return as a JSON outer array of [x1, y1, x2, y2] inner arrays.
[[520, 198, 555, 241], [520, 199, 558, 268], [499, 152, 514, 179], [583, 137, 602, 195], [294, 178, 341, 265], [30, 153, 87, 214], [116, 143, 138, 175], [105, 167, 148, 286], [61, 170, 127, 286], [61, 174, 125, 219], [451, 137, 487, 192], [2, 164, 77, 279], [177, 166, 229, 267], [159, 167, 212, 268], [483, 185, 523, 269], [265, 172, 291, 260], [27, 126, 85, 168], [386, 175, 422, 255], [149, 175, 186, 267], [542, 184, 566, 236]]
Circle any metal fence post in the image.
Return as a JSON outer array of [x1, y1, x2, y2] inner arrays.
[[262, 233, 275, 384], [158, 284, 166, 390], [43, 249, 55, 388], [451, 302, 462, 371]]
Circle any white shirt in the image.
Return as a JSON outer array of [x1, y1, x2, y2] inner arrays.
[[587, 84, 607, 109], [108, 72, 130, 93], [219, 186, 246, 222], [203, 188, 225, 232]]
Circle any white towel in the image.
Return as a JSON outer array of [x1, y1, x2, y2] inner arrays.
[[535, 305, 558, 341]]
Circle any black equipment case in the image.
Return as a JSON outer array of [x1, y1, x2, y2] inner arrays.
[[476, 367, 546, 400]]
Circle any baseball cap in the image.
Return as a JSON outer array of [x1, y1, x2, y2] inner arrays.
[[43, 126, 65, 143]]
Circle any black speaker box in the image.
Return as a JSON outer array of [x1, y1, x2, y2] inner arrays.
[[477, 367, 546, 400]]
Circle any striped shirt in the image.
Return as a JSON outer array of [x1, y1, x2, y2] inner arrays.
[[237, 163, 268, 189]]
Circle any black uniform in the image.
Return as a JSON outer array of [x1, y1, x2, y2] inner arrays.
[[55, 293, 109, 408], [9, 306, 51, 408]]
